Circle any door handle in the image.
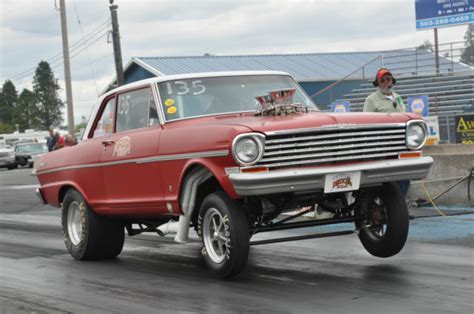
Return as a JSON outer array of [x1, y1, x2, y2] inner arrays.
[[101, 140, 115, 147]]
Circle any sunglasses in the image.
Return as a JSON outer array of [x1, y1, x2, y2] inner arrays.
[[379, 76, 392, 83]]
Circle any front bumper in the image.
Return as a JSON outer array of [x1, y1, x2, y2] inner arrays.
[[0, 157, 15, 167], [228, 156, 433, 196], [35, 188, 46, 205]]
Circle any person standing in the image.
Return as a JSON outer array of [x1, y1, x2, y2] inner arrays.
[[53, 132, 65, 150], [363, 68, 405, 113], [46, 129, 57, 152], [363, 68, 413, 217]]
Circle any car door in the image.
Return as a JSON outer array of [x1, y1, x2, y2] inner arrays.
[[77, 95, 117, 208], [100, 86, 167, 215]]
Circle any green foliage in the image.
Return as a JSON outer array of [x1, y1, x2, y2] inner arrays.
[[75, 122, 87, 133], [0, 122, 15, 134], [417, 40, 433, 51], [13, 89, 39, 132], [461, 25, 474, 66], [0, 80, 18, 124], [33, 61, 64, 130]]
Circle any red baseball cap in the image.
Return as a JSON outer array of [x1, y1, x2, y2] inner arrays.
[[373, 68, 396, 87], [376, 68, 392, 80]]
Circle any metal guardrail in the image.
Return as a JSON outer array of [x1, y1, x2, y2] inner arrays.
[[311, 41, 473, 104], [309, 54, 382, 101]]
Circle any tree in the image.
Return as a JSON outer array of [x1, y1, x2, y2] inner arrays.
[[13, 89, 38, 132], [0, 122, 15, 133], [460, 24, 474, 66], [75, 122, 87, 133], [0, 80, 18, 126], [417, 40, 433, 51], [33, 61, 64, 130]]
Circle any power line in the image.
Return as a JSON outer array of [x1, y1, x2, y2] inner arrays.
[[72, 0, 100, 96], [14, 31, 109, 88], [9, 19, 111, 83], [10, 20, 110, 82]]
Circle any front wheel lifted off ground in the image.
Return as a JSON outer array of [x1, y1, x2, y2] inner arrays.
[[198, 191, 250, 278], [61, 189, 125, 260], [357, 182, 409, 258]]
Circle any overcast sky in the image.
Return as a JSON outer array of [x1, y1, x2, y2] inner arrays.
[[0, 0, 469, 124]]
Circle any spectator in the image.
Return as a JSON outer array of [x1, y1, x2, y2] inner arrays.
[[65, 135, 77, 147], [363, 68, 405, 113], [46, 129, 57, 152], [54, 132, 65, 150], [363, 68, 413, 217]]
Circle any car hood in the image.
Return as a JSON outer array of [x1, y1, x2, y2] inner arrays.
[[198, 111, 413, 134]]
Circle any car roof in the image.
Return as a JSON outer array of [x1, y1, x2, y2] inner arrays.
[[103, 70, 291, 99], [84, 70, 293, 141]]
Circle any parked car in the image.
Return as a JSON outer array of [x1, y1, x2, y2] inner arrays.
[[0, 143, 15, 170], [35, 71, 433, 278], [14, 142, 48, 168]]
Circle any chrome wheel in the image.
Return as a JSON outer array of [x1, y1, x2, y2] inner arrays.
[[365, 196, 388, 240], [67, 201, 83, 245], [203, 207, 229, 264]]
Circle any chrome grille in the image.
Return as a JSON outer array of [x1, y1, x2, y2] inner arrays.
[[0, 152, 9, 158], [257, 125, 408, 169]]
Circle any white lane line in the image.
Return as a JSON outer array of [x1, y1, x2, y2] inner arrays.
[[0, 184, 40, 190]]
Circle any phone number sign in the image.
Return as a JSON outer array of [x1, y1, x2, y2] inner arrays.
[[415, 0, 474, 30]]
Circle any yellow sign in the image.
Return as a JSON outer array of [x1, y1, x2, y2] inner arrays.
[[455, 114, 474, 144], [167, 106, 177, 115], [165, 99, 175, 107]]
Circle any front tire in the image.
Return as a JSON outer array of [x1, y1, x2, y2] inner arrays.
[[61, 189, 124, 260], [357, 182, 409, 258], [198, 192, 249, 278]]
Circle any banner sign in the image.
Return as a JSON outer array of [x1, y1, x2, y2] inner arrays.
[[407, 95, 429, 117], [415, 0, 474, 30], [330, 101, 350, 113], [423, 116, 440, 145], [455, 114, 474, 144]]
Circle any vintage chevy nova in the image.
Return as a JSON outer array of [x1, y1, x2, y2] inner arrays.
[[35, 71, 433, 278]]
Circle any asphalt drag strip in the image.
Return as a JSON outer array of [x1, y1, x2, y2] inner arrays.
[[0, 208, 473, 313]]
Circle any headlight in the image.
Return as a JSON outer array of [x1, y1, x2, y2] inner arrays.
[[8, 152, 14, 158], [232, 133, 265, 166], [406, 121, 427, 150]]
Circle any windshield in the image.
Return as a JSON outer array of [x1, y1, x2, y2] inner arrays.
[[157, 75, 317, 121], [15, 143, 48, 154]]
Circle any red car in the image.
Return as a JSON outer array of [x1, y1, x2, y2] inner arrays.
[[35, 71, 433, 278]]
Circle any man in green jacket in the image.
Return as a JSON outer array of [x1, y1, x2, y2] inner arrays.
[[363, 68, 405, 113], [364, 68, 413, 218]]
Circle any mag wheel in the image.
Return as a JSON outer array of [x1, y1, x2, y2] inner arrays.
[[61, 189, 124, 260], [357, 182, 409, 258], [198, 192, 249, 278]]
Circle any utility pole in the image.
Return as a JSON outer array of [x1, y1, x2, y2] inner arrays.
[[434, 28, 440, 115], [109, 0, 124, 86], [434, 28, 440, 75], [59, 0, 75, 136]]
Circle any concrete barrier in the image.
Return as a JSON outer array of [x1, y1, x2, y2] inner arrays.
[[408, 144, 474, 207]]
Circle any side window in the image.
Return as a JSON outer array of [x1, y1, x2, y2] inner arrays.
[[116, 88, 157, 132], [93, 98, 115, 138]]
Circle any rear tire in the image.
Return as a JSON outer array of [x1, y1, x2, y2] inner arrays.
[[198, 191, 249, 278], [357, 182, 409, 258], [61, 189, 124, 260]]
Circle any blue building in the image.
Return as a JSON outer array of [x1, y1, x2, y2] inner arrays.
[[105, 50, 472, 111]]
